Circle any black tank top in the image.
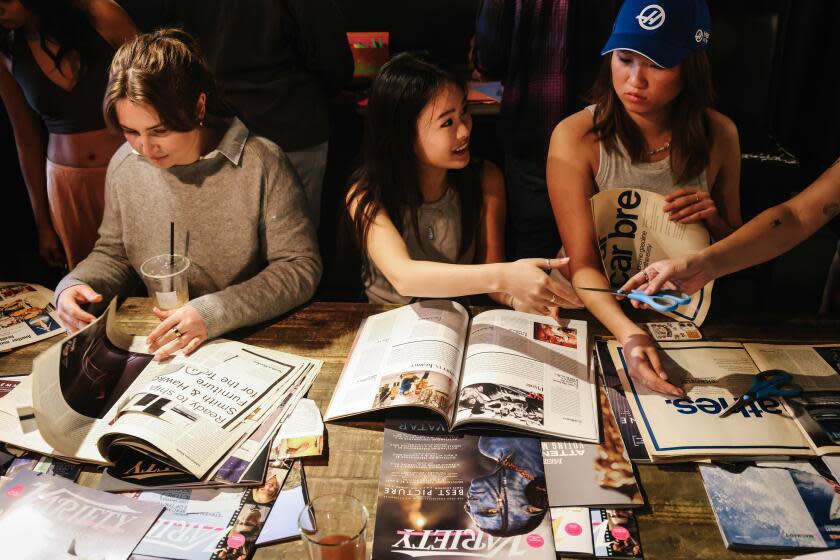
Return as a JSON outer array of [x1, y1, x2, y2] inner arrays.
[[11, 20, 114, 134]]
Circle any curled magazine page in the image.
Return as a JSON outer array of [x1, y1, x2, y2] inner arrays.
[[99, 340, 311, 478], [591, 188, 713, 325], [455, 309, 597, 442], [326, 300, 469, 420]]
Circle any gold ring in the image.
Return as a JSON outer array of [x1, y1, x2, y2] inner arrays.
[[172, 327, 183, 338], [550, 295, 557, 305]]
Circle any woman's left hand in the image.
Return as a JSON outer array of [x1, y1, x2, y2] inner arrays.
[[146, 305, 208, 360], [663, 187, 719, 224]]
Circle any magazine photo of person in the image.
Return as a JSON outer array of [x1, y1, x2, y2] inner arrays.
[[457, 383, 545, 427], [533, 322, 578, 349]]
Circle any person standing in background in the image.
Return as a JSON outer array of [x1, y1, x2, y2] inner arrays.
[[472, 0, 617, 260], [0, 0, 136, 269], [157, 0, 354, 228]]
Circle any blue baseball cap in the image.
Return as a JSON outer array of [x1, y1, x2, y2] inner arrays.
[[601, 0, 711, 68]]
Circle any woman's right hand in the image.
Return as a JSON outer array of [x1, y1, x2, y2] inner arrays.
[[56, 284, 102, 333], [620, 253, 715, 307], [621, 331, 685, 396], [500, 257, 582, 315], [37, 225, 66, 268]]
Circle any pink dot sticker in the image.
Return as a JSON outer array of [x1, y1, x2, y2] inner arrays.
[[5, 485, 24, 497], [227, 532, 246, 548], [565, 522, 583, 536], [526, 534, 544, 548], [611, 525, 630, 540]]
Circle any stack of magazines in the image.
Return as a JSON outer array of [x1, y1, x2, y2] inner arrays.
[[0, 298, 322, 559]]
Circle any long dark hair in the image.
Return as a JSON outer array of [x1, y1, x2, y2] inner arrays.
[[589, 51, 715, 183], [348, 53, 482, 279], [103, 28, 234, 132], [0, 0, 94, 72]]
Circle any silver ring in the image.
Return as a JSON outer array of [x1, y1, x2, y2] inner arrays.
[[695, 193, 701, 204], [642, 270, 650, 282], [545, 258, 551, 269], [172, 327, 183, 338], [550, 295, 557, 305]]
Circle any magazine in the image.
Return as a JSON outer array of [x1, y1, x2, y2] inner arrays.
[[374, 419, 556, 560], [590, 189, 713, 325], [325, 300, 598, 441], [603, 341, 840, 461], [0, 471, 163, 560], [255, 460, 308, 546], [0, 299, 322, 479], [595, 341, 650, 464], [550, 506, 645, 558], [700, 462, 840, 551], [0, 282, 64, 353], [542, 388, 642, 508]]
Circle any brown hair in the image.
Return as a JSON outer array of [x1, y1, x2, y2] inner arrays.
[[103, 28, 233, 132], [589, 51, 715, 184]]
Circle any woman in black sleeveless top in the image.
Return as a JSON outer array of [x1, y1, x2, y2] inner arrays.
[[0, 0, 136, 268]]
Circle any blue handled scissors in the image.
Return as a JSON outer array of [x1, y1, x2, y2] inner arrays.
[[577, 287, 690, 312], [719, 369, 802, 418]]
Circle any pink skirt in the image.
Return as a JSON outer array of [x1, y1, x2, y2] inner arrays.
[[46, 159, 106, 269]]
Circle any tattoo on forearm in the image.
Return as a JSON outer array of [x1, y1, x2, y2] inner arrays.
[[771, 218, 783, 228], [823, 202, 840, 218]]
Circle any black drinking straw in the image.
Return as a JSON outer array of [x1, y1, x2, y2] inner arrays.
[[169, 222, 175, 292]]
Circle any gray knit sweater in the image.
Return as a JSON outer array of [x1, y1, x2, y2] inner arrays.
[[55, 118, 322, 338]]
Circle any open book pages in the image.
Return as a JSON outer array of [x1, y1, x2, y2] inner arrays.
[[0, 282, 64, 353], [607, 340, 815, 460], [325, 300, 598, 441], [12, 299, 321, 479], [591, 188, 713, 325]]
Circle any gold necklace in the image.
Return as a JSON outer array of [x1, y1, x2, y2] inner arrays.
[[647, 140, 671, 156]]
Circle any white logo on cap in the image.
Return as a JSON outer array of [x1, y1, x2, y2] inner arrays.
[[695, 29, 710, 44], [636, 4, 666, 30]]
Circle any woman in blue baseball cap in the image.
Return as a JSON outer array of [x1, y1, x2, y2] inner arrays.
[[546, 0, 741, 396]]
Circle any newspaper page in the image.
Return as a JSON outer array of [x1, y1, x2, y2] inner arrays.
[[453, 309, 598, 442], [324, 299, 469, 421], [0, 282, 64, 353], [607, 340, 811, 460], [591, 188, 713, 325], [745, 344, 840, 455], [30, 299, 320, 478]]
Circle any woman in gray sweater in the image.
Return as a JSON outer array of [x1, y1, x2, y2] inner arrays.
[[55, 29, 321, 359]]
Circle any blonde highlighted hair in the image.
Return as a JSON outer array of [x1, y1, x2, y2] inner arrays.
[[103, 28, 233, 132]]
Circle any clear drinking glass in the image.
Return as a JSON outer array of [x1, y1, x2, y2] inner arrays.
[[139, 254, 190, 310], [298, 494, 368, 560]]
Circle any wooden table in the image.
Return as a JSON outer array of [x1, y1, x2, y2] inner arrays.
[[2, 298, 838, 560]]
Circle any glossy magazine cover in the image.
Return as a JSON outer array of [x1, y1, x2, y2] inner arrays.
[[374, 420, 554, 559], [0, 471, 162, 560]]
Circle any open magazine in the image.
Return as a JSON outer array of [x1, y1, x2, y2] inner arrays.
[[324, 300, 598, 442], [591, 189, 713, 325], [0, 282, 64, 352], [603, 340, 840, 461], [1, 299, 321, 479]]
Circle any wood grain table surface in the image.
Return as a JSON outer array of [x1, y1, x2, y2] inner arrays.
[[1, 298, 838, 560]]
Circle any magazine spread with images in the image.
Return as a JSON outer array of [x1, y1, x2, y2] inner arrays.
[[542, 388, 642, 508], [700, 462, 840, 551], [374, 419, 555, 560], [604, 341, 840, 461], [549, 506, 644, 559], [324, 300, 598, 441], [590, 189, 713, 325], [0, 282, 64, 353], [0, 299, 322, 480], [0, 471, 163, 560]]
